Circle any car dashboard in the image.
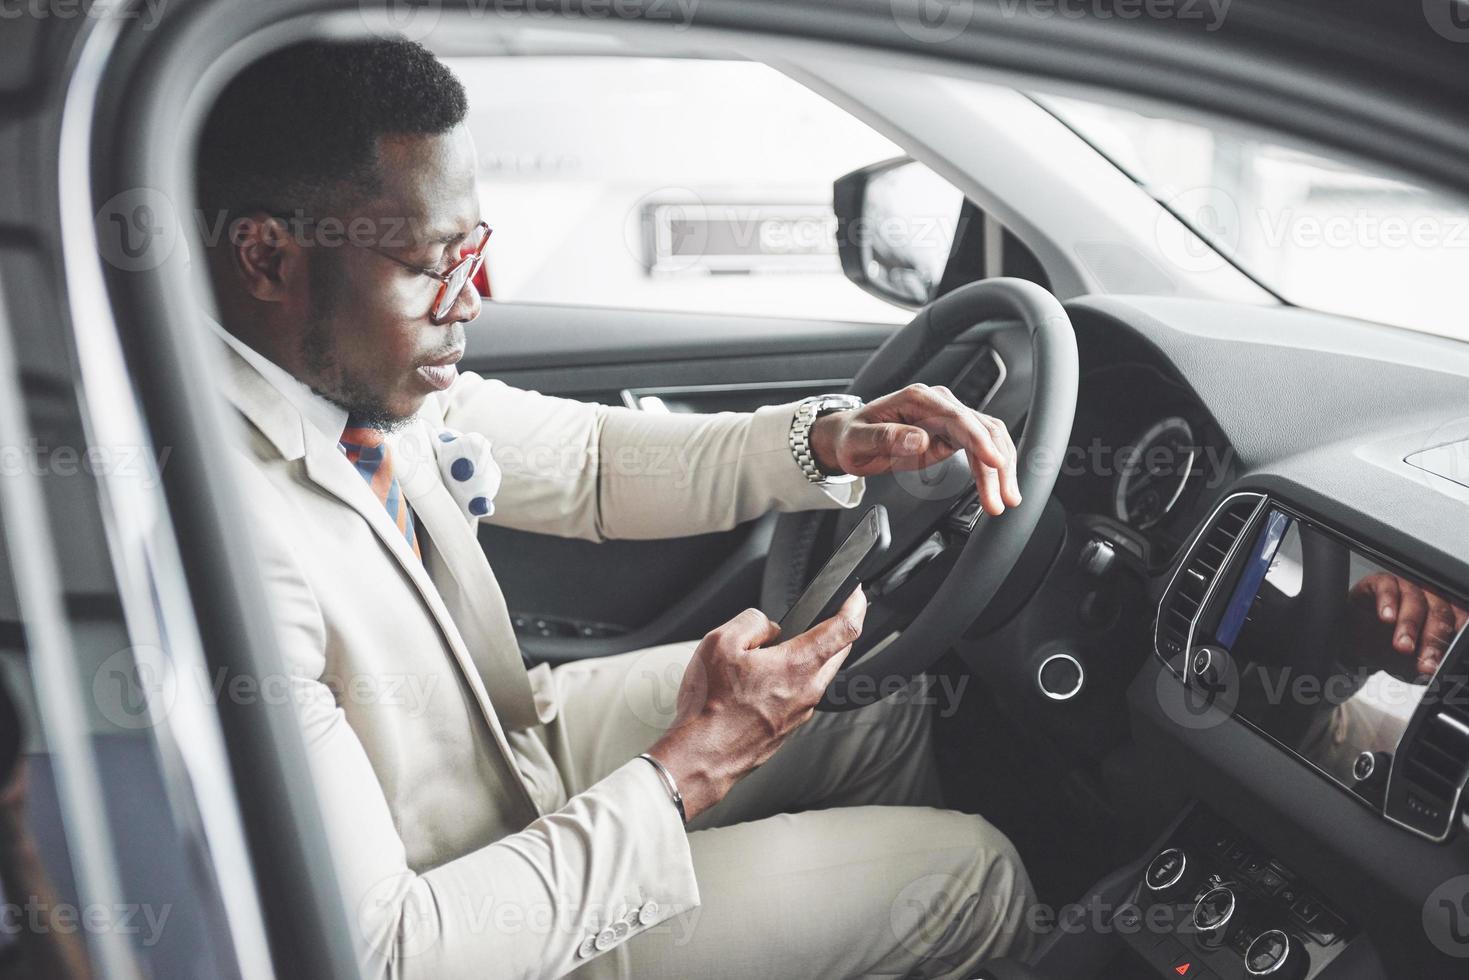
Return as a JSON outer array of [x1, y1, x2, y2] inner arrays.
[[1037, 294, 1469, 978]]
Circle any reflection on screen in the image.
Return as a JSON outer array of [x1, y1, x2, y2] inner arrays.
[[1214, 510, 1467, 788]]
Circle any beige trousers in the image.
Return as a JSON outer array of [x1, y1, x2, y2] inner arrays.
[[548, 642, 1036, 980]]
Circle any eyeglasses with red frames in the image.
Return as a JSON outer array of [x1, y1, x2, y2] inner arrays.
[[362, 220, 493, 321], [263, 213, 492, 322]]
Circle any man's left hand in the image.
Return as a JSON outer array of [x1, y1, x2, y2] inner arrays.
[[809, 383, 1022, 517]]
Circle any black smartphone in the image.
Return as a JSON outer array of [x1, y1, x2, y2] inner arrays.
[[774, 504, 890, 643]]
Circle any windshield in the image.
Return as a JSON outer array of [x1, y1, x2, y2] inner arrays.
[[1041, 95, 1469, 340]]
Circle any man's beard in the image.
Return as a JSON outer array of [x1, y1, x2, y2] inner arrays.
[[299, 255, 409, 431]]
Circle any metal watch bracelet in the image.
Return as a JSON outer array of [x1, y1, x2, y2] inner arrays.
[[788, 394, 863, 485]]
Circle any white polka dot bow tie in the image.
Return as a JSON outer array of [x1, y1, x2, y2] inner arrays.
[[431, 428, 502, 522]]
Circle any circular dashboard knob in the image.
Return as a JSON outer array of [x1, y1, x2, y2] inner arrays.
[[1142, 847, 1196, 903], [1192, 885, 1237, 948], [1245, 929, 1308, 979], [1036, 653, 1085, 701]]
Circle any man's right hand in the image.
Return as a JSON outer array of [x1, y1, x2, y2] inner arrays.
[[1349, 572, 1468, 677], [645, 588, 867, 821]]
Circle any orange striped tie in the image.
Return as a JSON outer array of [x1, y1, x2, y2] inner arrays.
[[339, 419, 420, 560]]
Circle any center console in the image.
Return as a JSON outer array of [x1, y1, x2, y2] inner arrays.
[[1154, 492, 1469, 842], [1113, 806, 1357, 980]]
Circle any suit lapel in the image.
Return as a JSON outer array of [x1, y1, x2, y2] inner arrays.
[[218, 340, 543, 818], [390, 427, 546, 732]]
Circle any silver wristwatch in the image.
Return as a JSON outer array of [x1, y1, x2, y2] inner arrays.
[[788, 394, 863, 485]]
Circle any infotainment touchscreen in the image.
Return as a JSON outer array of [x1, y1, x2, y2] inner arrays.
[[1208, 508, 1466, 789]]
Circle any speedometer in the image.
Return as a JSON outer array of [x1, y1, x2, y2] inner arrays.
[[1114, 416, 1197, 529]]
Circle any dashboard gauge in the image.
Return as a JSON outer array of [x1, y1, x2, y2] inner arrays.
[[1115, 416, 1197, 529]]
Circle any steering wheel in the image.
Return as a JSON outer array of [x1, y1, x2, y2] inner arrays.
[[760, 278, 1079, 711]]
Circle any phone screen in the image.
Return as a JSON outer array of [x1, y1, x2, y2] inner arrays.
[[775, 505, 890, 643]]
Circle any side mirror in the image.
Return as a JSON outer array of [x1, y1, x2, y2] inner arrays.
[[833, 156, 965, 309]]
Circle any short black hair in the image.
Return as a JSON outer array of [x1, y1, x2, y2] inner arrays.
[[195, 38, 468, 219]]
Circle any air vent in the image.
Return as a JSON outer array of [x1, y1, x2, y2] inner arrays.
[[1155, 493, 1264, 662], [1388, 673, 1469, 840]]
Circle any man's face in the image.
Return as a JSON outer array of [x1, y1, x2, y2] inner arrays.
[[289, 124, 483, 426]]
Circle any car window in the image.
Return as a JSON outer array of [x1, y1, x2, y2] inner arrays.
[[444, 56, 952, 323], [1041, 94, 1469, 340]]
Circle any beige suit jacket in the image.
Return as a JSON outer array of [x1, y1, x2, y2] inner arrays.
[[220, 340, 859, 980]]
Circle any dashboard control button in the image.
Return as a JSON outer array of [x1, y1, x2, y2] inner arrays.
[[1351, 750, 1391, 806], [1245, 929, 1308, 979], [1193, 885, 1237, 948], [1170, 949, 1219, 979], [1307, 910, 1343, 945], [1291, 895, 1322, 926], [1079, 537, 1117, 577], [1143, 847, 1199, 904], [1239, 854, 1267, 880], [1146, 936, 1186, 972], [1112, 902, 1142, 932], [1036, 652, 1085, 701], [1257, 867, 1287, 894]]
